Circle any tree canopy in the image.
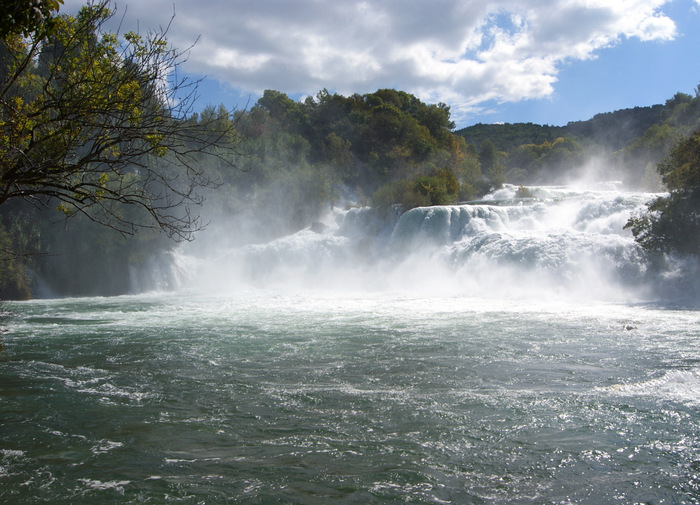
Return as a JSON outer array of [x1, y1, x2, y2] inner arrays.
[[626, 127, 700, 256], [0, 0, 64, 37], [0, 0, 239, 240]]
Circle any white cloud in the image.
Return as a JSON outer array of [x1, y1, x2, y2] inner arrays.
[[62, 0, 678, 123]]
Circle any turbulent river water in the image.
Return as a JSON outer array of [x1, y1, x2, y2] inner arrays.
[[1, 185, 699, 504]]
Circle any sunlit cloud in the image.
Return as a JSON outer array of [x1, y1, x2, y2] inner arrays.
[[63, 0, 679, 123]]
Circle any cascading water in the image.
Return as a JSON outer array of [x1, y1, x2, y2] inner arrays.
[[3, 183, 700, 504], [176, 183, 688, 302]]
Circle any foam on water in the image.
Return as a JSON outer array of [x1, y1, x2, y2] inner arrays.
[[3, 184, 700, 504], [609, 369, 700, 406], [2, 288, 700, 503], [77, 479, 131, 492], [150, 183, 691, 304]]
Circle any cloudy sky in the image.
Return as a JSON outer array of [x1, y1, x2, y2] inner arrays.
[[63, 0, 700, 128]]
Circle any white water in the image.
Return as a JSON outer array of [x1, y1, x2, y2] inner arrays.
[[150, 183, 696, 305], [4, 184, 700, 504], [3, 288, 700, 504]]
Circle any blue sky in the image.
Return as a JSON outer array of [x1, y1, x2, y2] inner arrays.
[[478, 0, 700, 126], [64, 0, 700, 128]]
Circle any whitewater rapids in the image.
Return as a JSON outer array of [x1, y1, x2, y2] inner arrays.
[[150, 183, 696, 304], [3, 184, 700, 504]]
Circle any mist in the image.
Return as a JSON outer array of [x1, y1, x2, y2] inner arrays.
[[145, 179, 697, 306]]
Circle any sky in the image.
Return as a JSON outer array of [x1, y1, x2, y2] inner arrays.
[[62, 0, 700, 129]]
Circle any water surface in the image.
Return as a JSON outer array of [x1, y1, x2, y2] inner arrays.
[[2, 291, 699, 504]]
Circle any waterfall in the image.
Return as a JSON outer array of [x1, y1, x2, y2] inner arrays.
[[148, 184, 697, 303], [128, 249, 198, 293]]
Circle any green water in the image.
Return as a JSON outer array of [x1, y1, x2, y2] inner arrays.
[[1, 291, 699, 504]]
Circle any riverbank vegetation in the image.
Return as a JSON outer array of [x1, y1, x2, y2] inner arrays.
[[1, 1, 699, 298], [625, 126, 700, 256], [0, 0, 238, 296]]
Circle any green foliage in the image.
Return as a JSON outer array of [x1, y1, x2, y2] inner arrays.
[[0, 0, 244, 298], [478, 139, 505, 189], [371, 179, 429, 213], [35, 204, 172, 296], [626, 189, 700, 255], [0, 0, 64, 37], [618, 123, 678, 173], [626, 129, 700, 256], [415, 167, 459, 206], [231, 87, 471, 215], [455, 100, 691, 186], [456, 122, 565, 152], [0, 197, 42, 299], [508, 137, 583, 181], [658, 129, 700, 191], [371, 167, 459, 212], [0, 231, 29, 299], [564, 105, 666, 150], [515, 186, 532, 199], [0, 0, 237, 240]]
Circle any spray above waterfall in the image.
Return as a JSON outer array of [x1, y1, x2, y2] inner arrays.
[[143, 183, 695, 304]]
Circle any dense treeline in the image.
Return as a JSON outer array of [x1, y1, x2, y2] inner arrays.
[[198, 88, 488, 233], [456, 122, 566, 152], [565, 105, 666, 150], [455, 105, 666, 154], [456, 94, 700, 187], [626, 126, 700, 255]]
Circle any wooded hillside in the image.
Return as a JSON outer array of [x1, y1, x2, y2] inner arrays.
[[455, 93, 699, 187]]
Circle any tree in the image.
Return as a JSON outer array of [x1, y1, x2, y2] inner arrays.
[[0, 0, 63, 37], [478, 139, 505, 189], [626, 128, 700, 255], [415, 167, 459, 206], [657, 129, 700, 191], [0, 1, 239, 240]]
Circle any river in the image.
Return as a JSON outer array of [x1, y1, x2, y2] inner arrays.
[[1, 185, 699, 504]]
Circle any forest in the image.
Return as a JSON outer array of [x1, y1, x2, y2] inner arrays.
[[1, 2, 699, 299]]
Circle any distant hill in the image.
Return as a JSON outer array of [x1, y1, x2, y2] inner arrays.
[[455, 122, 565, 152], [454, 92, 699, 187], [456, 104, 666, 152], [563, 105, 666, 150]]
